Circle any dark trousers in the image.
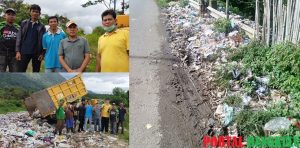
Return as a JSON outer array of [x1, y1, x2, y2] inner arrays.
[[0, 54, 18, 72], [101, 117, 109, 133], [117, 120, 124, 134], [18, 54, 41, 72], [78, 117, 84, 132]]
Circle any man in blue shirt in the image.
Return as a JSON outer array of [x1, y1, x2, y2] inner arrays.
[[42, 16, 65, 72], [84, 100, 93, 132]]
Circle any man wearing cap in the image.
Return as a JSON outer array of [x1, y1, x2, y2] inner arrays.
[[58, 21, 90, 72], [93, 100, 102, 132], [42, 16, 66, 72], [16, 4, 46, 72], [96, 9, 129, 72], [0, 8, 19, 72], [101, 99, 111, 133]]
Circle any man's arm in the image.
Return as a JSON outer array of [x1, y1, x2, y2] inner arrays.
[[78, 53, 90, 72], [15, 21, 23, 60], [96, 53, 101, 72]]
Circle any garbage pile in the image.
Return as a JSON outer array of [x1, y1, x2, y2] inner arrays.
[[0, 112, 128, 148], [163, 2, 290, 138]]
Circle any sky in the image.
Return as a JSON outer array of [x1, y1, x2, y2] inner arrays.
[[60, 73, 129, 94], [23, 0, 129, 34]]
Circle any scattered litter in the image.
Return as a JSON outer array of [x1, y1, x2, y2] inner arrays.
[[264, 117, 291, 132], [146, 124, 152, 129]]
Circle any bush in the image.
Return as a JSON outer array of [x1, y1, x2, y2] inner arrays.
[[213, 18, 232, 33]]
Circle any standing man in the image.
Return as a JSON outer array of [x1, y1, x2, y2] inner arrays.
[[65, 102, 74, 133], [84, 100, 93, 132], [101, 99, 111, 133], [42, 16, 66, 72], [93, 100, 102, 132], [54, 99, 65, 135], [59, 21, 90, 72], [96, 9, 129, 72], [0, 8, 19, 72], [117, 102, 126, 134], [110, 103, 118, 135], [16, 4, 46, 72], [77, 99, 86, 132]]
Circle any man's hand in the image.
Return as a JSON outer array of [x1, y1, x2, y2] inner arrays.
[[67, 69, 76, 73], [38, 54, 44, 61], [16, 52, 21, 60]]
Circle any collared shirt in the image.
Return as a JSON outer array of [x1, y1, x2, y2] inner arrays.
[[58, 36, 90, 70], [101, 104, 111, 118], [98, 28, 129, 72], [42, 29, 66, 69], [85, 104, 93, 118]]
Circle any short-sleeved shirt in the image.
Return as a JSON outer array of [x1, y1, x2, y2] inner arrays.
[[85, 104, 93, 118], [93, 104, 101, 119], [118, 107, 127, 121], [58, 36, 89, 70], [110, 108, 117, 122], [101, 104, 111, 118], [56, 106, 65, 120], [42, 29, 66, 69], [98, 29, 129, 72]]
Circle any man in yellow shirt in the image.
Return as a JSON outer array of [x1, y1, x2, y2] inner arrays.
[[101, 99, 111, 133], [96, 9, 129, 72]]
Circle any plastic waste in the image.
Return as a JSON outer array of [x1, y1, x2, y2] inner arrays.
[[264, 117, 291, 132], [223, 104, 234, 126]]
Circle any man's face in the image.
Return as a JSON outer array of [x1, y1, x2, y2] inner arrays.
[[48, 18, 58, 29], [102, 15, 116, 27], [120, 103, 124, 107], [105, 100, 110, 104], [5, 12, 16, 24], [67, 24, 78, 36], [30, 9, 40, 20]]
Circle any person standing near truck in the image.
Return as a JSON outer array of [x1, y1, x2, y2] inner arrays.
[[101, 99, 111, 133], [65, 102, 74, 133], [0, 8, 19, 72], [16, 4, 46, 72], [54, 99, 65, 135], [84, 100, 93, 132], [77, 99, 86, 132], [93, 100, 102, 132], [110, 103, 118, 134], [117, 102, 126, 134]]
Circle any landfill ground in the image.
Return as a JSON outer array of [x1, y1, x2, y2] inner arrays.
[[0, 112, 128, 148]]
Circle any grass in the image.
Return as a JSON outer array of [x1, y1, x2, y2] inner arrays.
[[118, 108, 129, 141], [0, 99, 25, 114]]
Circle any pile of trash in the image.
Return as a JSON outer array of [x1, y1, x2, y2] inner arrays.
[[0, 112, 128, 148], [163, 2, 290, 138]]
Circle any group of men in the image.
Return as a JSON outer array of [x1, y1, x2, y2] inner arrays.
[[55, 98, 127, 135], [0, 4, 129, 72]]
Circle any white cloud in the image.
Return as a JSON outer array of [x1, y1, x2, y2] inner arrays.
[[23, 0, 128, 34], [59, 73, 129, 94]]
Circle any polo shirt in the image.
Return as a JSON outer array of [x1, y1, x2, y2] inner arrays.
[[98, 29, 129, 72], [101, 104, 111, 118], [42, 29, 66, 69], [85, 105, 93, 118], [58, 36, 89, 69]]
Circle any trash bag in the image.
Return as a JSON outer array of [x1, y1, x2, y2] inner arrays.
[[223, 104, 234, 126], [25, 130, 36, 137], [264, 117, 291, 132]]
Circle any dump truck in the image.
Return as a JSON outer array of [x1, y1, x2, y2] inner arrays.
[[24, 74, 88, 117], [116, 15, 129, 28]]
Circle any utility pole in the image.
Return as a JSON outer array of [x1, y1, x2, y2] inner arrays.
[[226, 0, 229, 20], [114, 0, 116, 11]]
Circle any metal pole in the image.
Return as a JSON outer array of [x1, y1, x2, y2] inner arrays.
[[226, 0, 229, 19], [122, 0, 125, 14], [114, 0, 116, 11]]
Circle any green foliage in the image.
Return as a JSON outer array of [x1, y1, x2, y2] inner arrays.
[[0, 87, 30, 114], [118, 109, 129, 141], [213, 18, 231, 33], [157, 0, 176, 7], [224, 95, 242, 107], [179, 0, 189, 7]]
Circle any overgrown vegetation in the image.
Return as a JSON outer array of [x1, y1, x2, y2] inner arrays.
[[216, 41, 300, 138], [0, 87, 32, 114], [213, 18, 232, 33], [224, 95, 242, 107]]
